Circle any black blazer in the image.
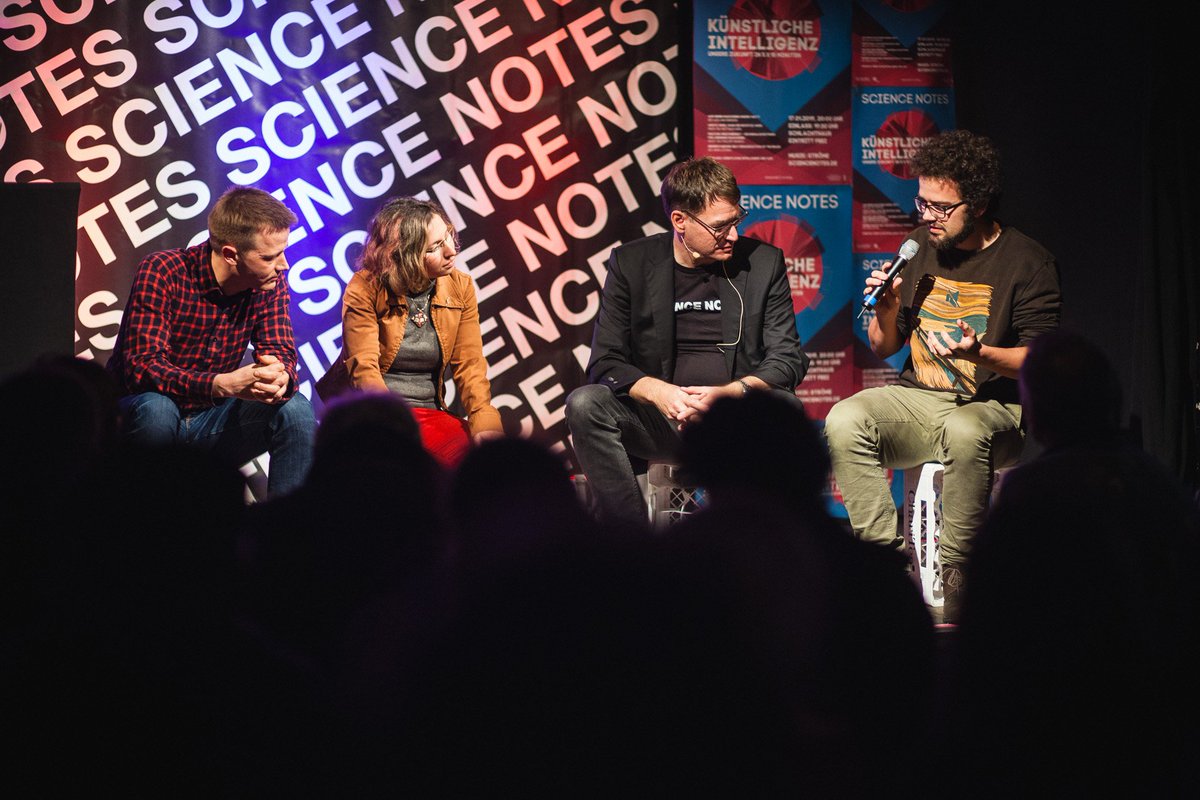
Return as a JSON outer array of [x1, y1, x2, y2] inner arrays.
[[586, 233, 809, 393]]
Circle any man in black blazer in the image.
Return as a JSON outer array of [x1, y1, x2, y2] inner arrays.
[[566, 157, 809, 527]]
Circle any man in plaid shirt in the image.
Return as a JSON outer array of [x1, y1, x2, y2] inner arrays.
[[107, 187, 315, 496]]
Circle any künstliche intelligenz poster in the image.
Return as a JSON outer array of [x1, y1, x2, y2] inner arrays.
[[851, 0, 954, 383], [695, 0, 852, 185]]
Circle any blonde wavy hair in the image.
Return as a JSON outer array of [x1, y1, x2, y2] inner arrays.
[[358, 197, 452, 297]]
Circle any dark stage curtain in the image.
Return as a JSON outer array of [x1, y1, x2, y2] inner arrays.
[[952, 5, 1197, 488], [1134, 17, 1198, 488]]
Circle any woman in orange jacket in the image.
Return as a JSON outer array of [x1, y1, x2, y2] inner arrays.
[[339, 197, 503, 466]]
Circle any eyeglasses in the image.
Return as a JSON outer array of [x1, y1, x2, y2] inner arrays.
[[914, 197, 967, 221], [426, 230, 459, 255], [686, 208, 749, 241]]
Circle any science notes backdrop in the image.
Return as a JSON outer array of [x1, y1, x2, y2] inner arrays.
[[2, 0, 955, 492]]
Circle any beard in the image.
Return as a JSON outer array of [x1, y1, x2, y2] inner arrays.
[[929, 211, 977, 251]]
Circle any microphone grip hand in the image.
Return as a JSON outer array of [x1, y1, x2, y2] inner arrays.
[[862, 240, 918, 312], [859, 267, 902, 321], [862, 261, 907, 309]]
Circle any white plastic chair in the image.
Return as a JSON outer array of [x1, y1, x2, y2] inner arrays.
[[903, 463, 944, 609]]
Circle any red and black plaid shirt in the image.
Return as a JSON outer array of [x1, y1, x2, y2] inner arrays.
[[108, 242, 299, 413]]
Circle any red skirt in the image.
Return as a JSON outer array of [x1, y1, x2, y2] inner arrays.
[[410, 407, 470, 468]]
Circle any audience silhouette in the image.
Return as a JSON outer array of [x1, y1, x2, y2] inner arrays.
[[948, 330, 1200, 795], [449, 435, 598, 558], [2, 341, 1196, 795], [673, 392, 935, 797]]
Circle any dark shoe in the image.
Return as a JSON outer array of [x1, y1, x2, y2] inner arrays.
[[941, 564, 964, 624]]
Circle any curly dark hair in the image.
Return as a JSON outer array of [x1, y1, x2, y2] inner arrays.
[[911, 130, 1002, 217]]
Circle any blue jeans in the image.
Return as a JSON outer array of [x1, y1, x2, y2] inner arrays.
[[120, 392, 316, 497]]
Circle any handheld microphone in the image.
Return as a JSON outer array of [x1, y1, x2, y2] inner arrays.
[[859, 239, 919, 317]]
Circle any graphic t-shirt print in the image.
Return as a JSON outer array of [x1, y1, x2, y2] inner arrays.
[[910, 275, 992, 394]]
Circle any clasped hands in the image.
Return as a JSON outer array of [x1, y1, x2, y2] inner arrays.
[[638, 378, 743, 427], [213, 353, 289, 403]]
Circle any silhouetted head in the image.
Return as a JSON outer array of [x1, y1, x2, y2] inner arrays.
[[0, 356, 119, 502], [449, 436, 591, 549], [678, 392, 828, 509], [311, 390, 422, 482], [1019, 329, 1121, 448]]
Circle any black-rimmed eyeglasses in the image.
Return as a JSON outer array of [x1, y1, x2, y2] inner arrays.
[[686, 208, 749, 241], [914, 197, 966, 220]]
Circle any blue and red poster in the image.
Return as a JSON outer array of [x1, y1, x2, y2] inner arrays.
[[850, 0, 954, 253], [694, 0, 852, 184], [851, 87, 955, 252], [852, 0, 953, 87], [693, 1, 954, 517], [741, 184, 851, 419]]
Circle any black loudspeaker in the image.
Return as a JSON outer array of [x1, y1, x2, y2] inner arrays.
[[0, 182, 80, 379]]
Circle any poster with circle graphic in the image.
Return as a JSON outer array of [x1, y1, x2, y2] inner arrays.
[[740, 184, 850, 420], [849, 88, 953, 445], [851, 88, 954, 252], [690, 1, 953, 518], [694, 0, 852, 185], [848, 0, 950, 397]]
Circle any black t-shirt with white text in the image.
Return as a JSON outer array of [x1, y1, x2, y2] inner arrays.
[[672, 262, 727, 387]]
